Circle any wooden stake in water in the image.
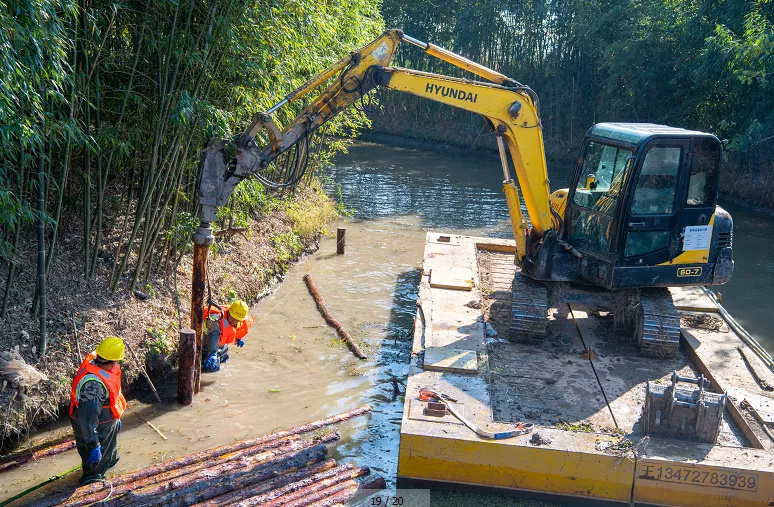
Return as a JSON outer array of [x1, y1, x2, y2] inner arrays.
[[336, 228, 345, 255]]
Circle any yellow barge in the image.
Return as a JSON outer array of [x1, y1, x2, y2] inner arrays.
[[398, 233, 774, 506]]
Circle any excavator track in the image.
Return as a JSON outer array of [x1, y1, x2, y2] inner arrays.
[[635, 288, 681, 358], [509, 271, 549, 340]]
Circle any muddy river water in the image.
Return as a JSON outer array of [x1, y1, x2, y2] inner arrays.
[[3, 141, 772, 506]]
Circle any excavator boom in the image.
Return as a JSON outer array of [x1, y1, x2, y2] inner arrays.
[[196, 29, 556, 260]]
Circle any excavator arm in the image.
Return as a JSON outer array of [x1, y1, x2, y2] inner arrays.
[[195, 29, 556, 260]]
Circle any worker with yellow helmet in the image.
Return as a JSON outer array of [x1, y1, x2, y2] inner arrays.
[[69, 336, 128, 484], [202, 299, 254, 372]]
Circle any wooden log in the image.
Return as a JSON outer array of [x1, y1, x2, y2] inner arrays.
[[0, 439, 76, 473], [57, 441, 306, 507], [123, 442, 335, 507], [188, 459, 340, 507], [126, 340, 161, 402], [177, 328, 196, 405], [336, 228, 345, 254], [58, 435, 336, 507], [203, 463, 356, 507], [191, 241, 208, 393], [47, 406, 369, 505], [303, 274, 366, 359], [283, 480, 359, 507], [244, 465, 370, 507], [288, 476, 386, 507], [45, 439, 298, 507]]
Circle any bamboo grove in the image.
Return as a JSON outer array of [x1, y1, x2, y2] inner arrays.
[[0, 0, 381, 354], [376, 0, 773, 203]]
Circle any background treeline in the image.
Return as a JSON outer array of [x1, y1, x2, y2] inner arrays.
[[373, 0, 773, 204], [0, 0, 381, 343]]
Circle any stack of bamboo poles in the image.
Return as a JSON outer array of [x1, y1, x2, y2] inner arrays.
[[40, 406, 382, 507]]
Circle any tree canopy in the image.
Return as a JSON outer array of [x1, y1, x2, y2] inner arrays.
[[0, 0, 382, 311], [376, 0, 773, 201]]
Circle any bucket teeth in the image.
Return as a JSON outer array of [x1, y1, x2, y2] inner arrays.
[[637, 288, 681, 358], [509, 272, 549, 340]]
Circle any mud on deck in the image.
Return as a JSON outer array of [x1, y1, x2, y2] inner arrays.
[[478, 249, 748, 447]]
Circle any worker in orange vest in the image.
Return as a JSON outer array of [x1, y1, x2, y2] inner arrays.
[[202, 299, 254, 372], [69, 336, 128, 485]]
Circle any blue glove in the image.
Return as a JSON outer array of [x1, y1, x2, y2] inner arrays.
[[86, 446, 102, 467], [116, 419, 122, 433], [203, 352, 220, 372], [236, 339, 245, 348]]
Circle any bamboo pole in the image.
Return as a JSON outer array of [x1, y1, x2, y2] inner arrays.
[[46, 407, 368, 505], [125, 340, 161, 402], [71, 313, 83, 362], [37, 118, 47, 355], [303, 275, 366, 359], [241, 465, 370, 507]]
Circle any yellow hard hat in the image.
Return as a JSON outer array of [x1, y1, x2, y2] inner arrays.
[[228, 300, 249, 321], [96, 336, 125, 361]]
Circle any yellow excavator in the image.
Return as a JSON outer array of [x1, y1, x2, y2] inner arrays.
[[194, 29, 734, 357]]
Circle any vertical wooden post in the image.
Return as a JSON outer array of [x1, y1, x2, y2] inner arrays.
[[336, 227, 346, 255], [191, 222, 213, 395], [178, 328, 196, 405], [191, 242, 207, 393]]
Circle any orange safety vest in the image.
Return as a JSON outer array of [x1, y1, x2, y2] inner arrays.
[[203, 304, 254, 346], [69, 352, 127, 423]]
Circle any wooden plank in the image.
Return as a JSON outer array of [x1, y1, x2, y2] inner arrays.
[[430, 267, 474, 291], [727, 389, 774, 424], [669, 286, 717, 312], [681, 329, 765, 449], [423, 347, 478, 374]]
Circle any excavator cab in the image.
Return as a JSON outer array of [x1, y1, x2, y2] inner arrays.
[[563, 123, 733, 290]]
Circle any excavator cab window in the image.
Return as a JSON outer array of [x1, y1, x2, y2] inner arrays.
[[567, 141, 633, 258], [686, 138, 719, 207], [572, 142, 630, 208], [630, 146, 682, 215]]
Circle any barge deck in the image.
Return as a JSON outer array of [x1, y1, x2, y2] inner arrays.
[[398, 232, 774, 506]]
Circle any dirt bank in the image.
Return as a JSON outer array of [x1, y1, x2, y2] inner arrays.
[[0, 184, 338, 449]]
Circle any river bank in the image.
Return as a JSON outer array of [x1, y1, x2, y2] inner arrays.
[[0, 184, 338, 449]]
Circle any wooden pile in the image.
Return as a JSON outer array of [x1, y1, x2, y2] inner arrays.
[[40, 406, 382, 507]]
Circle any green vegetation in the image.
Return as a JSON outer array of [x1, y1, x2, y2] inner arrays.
[[0, 0, 382, 336], [555, 420, 595, 433], [146, 326, 174, 357], [284, 187, 341, 241], [378, 0, 773, 204]]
